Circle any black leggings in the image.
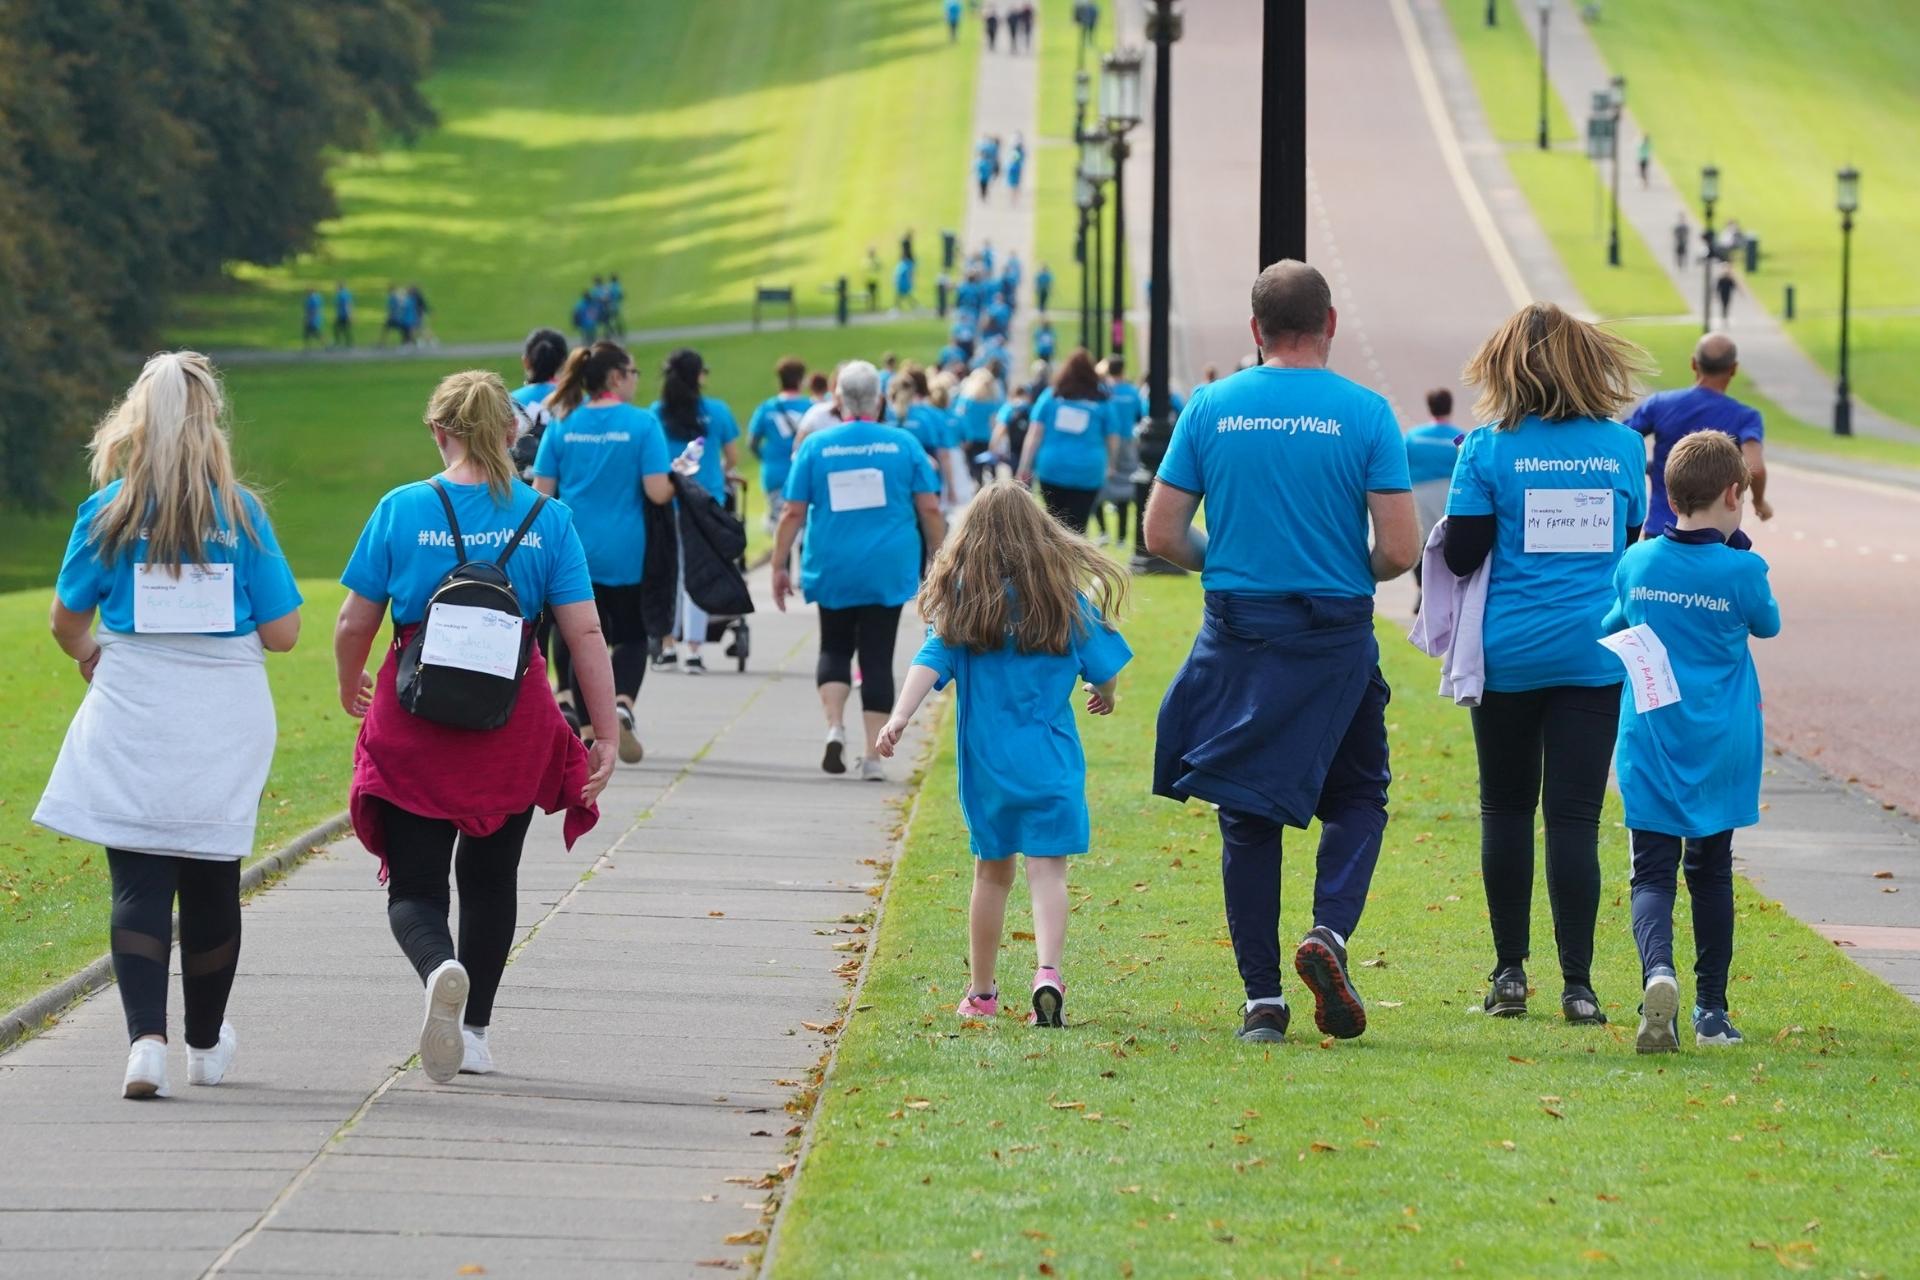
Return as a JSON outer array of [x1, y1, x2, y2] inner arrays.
[[817, 604, 903, 713], [1468, 683, 1622, 988], [107, 850, 241, 1047], [381, 802, 535, 1029], [1039, 483, 1100, 533], [552, 586, 649, 709]]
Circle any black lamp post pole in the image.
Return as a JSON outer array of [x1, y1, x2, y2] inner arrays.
[[1536, 3, 1550, 151], [1836, 208, 1854, 436], [1486, 0, 1498, 27], [1607, 99, 1622, 266], [1111, 135, 1130, 358], [1700, 197, 1716, 334], [1076, 202, 1090, 350], [1090, 190, 1106, 362], [1131, 0, 1182, 575]]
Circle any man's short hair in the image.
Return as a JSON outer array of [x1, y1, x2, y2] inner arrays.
[[775, 357, 806, 391], [1426, 387, 1453, 418], [1665, 430, 1748, 516], [838, 360, 882, 418], [1694, 333, 1738, 376], [1251, 260, 1331, 344]]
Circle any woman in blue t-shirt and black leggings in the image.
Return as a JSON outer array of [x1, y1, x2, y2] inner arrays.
[[1444, 304, 1649, 1027], [1017, 350, 1120, 533]]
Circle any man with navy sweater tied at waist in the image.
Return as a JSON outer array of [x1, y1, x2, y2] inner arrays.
[[1144, 261, 1420, 1045]]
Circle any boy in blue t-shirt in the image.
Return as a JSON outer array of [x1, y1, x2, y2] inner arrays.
[[1602, 432, 1780, 1054]]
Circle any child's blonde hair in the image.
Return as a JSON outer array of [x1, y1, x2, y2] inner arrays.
[[919, 481, 1128, 655]]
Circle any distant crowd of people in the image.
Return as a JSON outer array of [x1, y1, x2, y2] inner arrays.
[[945, 1, 1038, 51], [306, 282, 435, 350]]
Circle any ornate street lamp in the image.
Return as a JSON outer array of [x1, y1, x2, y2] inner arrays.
[[1699, 163, 1720, 333], [1101, 49, 1145, 360], [1607, 75, 1625, 267], [1835, 165, 1860, 437], [1080, 134, 1113, 359], [1133, 0, 1186, 575]]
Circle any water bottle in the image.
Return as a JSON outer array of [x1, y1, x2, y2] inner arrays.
[[675, 435, 706, 475]]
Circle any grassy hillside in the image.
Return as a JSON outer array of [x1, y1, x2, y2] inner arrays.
[[167, 0, 977, 348]]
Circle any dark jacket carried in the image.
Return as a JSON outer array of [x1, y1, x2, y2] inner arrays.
[[641, 474, 753, 635]]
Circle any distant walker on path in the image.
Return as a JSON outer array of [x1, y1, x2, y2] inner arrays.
[[1627, 333, 1770, 538], [1143, 261, 1419, 1046]]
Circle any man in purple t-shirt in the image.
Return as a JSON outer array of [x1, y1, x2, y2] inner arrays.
[[1626, 333, 1771, 536]]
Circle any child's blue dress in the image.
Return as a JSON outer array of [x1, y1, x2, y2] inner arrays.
[[914, 597, 1132, 859]]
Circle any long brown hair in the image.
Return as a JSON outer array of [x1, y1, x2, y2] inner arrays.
[[1051, 349, 1106, 402], [549, 340, 632, 419], [427, 371, 517, 502], [919, 481, 1128, 655], [1463, 302, 1649, 429], [87, 351, 261, 571]]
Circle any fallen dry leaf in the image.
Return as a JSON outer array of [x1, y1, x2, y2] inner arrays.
[[1580, 1249, 1615, 1263], [1873, 870, 1894, 879], [1508, 1055, 1536, 1065], [1542, 1106, 1565, 1120], [1309, 1140, 1339, 1153], [1050, 1100, 1086, 1110], [708, 910, 726, 918], [456, 1268, 487, 1277], [723, 1229, 766, 1246]]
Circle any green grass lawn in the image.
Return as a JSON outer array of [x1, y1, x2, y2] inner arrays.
[[167, 0, 975, 349], [772, 575, 1920, 1277], [0, 580, 358, 1014]]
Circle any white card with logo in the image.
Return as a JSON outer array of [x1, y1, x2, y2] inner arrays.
[[1598, 624, 1682, 714], [827, 467, 887, 512], [133, 563, 236, 634], [421, 603, 523, 680], [1053, 404, 1093, 436], [1523, 488, 1614, 553]]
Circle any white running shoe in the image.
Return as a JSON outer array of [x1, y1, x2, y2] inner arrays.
[[420, 959, 470, 1083], [123, 1038, 170, 1099], [1636, 969, 1681, 1055], [858, 757, 886, 783], [187, 1022, 237, 1086], [616, 705, 644, 765], [460, 1026, 495, 1075], [822, 725, 848, 775]]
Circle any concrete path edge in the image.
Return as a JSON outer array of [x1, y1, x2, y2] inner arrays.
[[0, 810, 351, 1053]]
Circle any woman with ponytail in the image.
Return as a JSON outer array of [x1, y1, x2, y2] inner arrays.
[[36, 352, 303, 1099], [334, 370, 618, 1083], [533, 340, 675, 754], [649, 347, 739, 674]]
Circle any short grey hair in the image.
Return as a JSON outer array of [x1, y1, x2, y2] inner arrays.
[[838, 360, 883, 418]]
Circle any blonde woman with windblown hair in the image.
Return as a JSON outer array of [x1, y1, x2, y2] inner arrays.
[[1441, 302, 1652, 1027], [36, 352, 303, 1099], [334, 371, 618, 1084], [874, 482, 1133, 1028]]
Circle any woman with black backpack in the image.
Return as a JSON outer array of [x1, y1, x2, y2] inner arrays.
[[334, 370, 618, 1083]]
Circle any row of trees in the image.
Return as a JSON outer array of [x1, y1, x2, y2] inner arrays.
[[0, 0, 448, 506]]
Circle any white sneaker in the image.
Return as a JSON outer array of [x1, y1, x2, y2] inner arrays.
[[187, 1023, 237, 1086], [822, 725, 848, 775], [420, 959, 469, 1083], [123, 1038, 170, 1099], [616, 705, 644, 765], [858, 757, 886, 783], [1636, 970, 1680, 1055], [460, 1026, 495, 1075]]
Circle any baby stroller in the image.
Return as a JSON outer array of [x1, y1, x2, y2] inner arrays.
[[706, 477, 752, 672]]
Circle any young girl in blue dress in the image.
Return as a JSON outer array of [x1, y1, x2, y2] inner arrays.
[[876, 482, 1132, 1026]]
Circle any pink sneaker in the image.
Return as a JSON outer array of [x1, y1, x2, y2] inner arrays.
[[956, 992, 999, 1018], [1029, 967, 1065, 1027]]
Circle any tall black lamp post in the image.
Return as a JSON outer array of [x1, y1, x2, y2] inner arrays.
[[1081, 131, 1112, 361], [1072, 69, 1093, 351], [1835, 165, 1860, 437], [1101, 50, 1145, 360], [1535, 0, 1551, 151], [1699, 163, 1719, 334], [1606, 74, 1625, 267], [1131, 0, 1185, 575], [1486, 0, 1498, 27]]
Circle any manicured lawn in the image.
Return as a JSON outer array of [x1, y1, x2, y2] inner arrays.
[[166, 0, 975, 348], [772, 574, 1920, 1276], [0, 581, 358, 1015], [0, 321, 951, 595], [1444, 0, 1920, 424]]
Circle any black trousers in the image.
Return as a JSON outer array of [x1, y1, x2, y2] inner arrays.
[[1039, 483, 1100, 534], [381, 802, 535, 1029], [1468, 683, 1621, 988], [1630, 828, 1736, 1011], [817, 604, 903, 713], [553, 584, 649, 708], [107, 850, 241, 1047]]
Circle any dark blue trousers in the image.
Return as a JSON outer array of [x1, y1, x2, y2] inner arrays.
[[1219, 668, 1391, 1001], [1629, 828, 1735, 1012]]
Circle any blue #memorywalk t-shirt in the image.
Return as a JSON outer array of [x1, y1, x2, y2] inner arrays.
[[1030, 390, 1117, 490], [784, 420, 941, 609], [1626, 387, 1764, 536], [1603, 530, 1780, 837], [748, 393, 811, 494], [1157, 365, 1410, 598], [1446, 414, 1647, 691], [532, 402, 672, 587]]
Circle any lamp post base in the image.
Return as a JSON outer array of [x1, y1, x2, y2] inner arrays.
[[1834, 391, 1853, 438]]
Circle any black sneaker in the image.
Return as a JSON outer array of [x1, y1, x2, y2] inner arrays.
[[1237, 1002, 1290, 1043], [1293, 927, 1366, 1039], [1561, 984, 1608, 1026], [651, 651, 679, 671], [684, 655, 706, 676], [1484, 966, 1528, 1018]]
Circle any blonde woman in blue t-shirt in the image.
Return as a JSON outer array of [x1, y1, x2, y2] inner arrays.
[[37, 352, 303, 1099]]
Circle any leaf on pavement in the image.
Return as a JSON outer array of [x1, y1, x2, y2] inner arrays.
[[723, 1230, 767, 1246]]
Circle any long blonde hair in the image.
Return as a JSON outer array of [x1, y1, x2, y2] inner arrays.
[[1463, 302, 1650, 430], [426, 371, 517, 502], [86, 351, 259, 572], [919, 481, 1128, 655]]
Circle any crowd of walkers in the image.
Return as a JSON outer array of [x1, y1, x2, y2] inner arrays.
[[34, 252, 1782, 1098]]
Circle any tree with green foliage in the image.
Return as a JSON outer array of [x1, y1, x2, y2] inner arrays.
[[0, 0, 440, 507]]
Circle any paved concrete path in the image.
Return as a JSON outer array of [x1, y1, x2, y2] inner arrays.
[[1510, 0, 1920, 443], [0, 570, 930, 1278], [962, 5, 1040, 365]]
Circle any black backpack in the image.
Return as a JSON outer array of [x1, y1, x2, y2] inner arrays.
[[394, 480, 547, 731]]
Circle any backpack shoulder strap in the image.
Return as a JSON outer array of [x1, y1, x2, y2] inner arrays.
[[429, 478, 467, 566], [495, 494, 549, 569]]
